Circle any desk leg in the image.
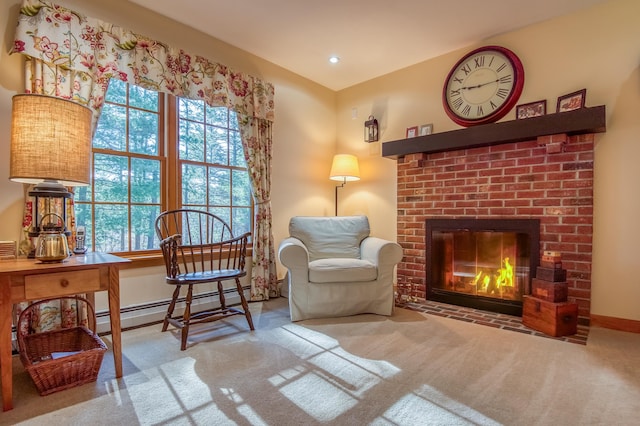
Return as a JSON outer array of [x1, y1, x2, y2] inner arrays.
[[1, 277, 13, 411], [108, 266, 123, 378]]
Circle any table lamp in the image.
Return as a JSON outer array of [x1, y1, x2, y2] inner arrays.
[[10, 94, 92, 258]]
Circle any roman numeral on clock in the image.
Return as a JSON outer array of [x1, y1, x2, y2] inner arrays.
[[496, 88, 510, 99]]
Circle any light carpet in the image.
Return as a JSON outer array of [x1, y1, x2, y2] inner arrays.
[[3, 297, 640, 425]]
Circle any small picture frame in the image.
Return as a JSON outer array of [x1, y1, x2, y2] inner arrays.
[[556, 89, 586, 113], [516, 100, 546, 119], [419, 124, 433, 136], [406, 126, 418, 138]]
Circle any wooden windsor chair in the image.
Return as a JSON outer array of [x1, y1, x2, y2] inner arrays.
[[155, 209, 254, 350]]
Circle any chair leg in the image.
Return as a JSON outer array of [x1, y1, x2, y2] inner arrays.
[[235, 278, 254, 330], [217, 281, 226, 310], [163, 285, 181, 332], [181, 284, 194, 351]]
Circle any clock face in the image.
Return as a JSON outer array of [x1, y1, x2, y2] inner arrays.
[[443, 46, 524, 127]]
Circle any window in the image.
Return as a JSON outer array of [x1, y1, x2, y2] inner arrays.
[[177, 98, 253, 234], [75, 79, 252, 254]]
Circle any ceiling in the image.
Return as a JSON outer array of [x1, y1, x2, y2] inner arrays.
[[129, 0, 607, 91]]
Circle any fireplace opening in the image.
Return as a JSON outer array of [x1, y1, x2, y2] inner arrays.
[[426, 218, 540, 316]]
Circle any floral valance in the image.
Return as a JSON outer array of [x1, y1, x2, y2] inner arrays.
[[11, 0, 275, 121]]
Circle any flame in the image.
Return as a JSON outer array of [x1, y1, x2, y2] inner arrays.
[[497, 257, 514, 288], [471, 257, 515, 294], [482, 275, 491, 291]]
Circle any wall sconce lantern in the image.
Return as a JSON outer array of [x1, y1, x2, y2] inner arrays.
[[364, 115, 378, 142]]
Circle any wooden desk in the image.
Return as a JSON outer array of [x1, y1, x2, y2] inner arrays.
[[0, 252, 129, 411]]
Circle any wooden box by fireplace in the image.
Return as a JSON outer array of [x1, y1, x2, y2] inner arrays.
[[531, 278, 568, 302], [522, 296, 578, 337]]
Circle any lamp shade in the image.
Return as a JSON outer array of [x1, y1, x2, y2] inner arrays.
[[329, 154, 360, 182], [10, 94, 92, 187]]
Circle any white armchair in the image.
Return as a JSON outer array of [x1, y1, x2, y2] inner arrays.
[[278, 216, 403, 321]]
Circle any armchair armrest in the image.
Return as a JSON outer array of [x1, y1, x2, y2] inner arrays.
[[278, 237, 309, 269], [361, 237, 403, 266]]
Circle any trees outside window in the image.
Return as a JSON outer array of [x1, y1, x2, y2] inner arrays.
[[75, 79, 252, 254], [177, 97, 253, 237]]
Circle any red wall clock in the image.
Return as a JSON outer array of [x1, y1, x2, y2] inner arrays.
[[443, 45, 525, 127]]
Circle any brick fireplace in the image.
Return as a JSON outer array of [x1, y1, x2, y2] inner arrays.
[[393, 133, 595, 325]]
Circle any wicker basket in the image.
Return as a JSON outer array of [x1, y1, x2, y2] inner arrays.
[[17, 296, 107, 396]]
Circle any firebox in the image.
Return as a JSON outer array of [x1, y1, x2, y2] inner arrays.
[[426, 218, 540, 316]]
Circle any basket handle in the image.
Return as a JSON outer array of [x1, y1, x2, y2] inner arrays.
[[17, 295, 97, 338]]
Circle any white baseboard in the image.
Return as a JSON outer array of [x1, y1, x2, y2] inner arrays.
[[95, 289, 244, 334]]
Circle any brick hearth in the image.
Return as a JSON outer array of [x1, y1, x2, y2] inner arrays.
[[396, 299, 589, 345], [396, 134, 594, 325]]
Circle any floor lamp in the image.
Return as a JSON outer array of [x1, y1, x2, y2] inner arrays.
[[329, 154, 360, 216]]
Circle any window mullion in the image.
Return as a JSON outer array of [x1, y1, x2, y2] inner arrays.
[[167, 94, 179, 211]]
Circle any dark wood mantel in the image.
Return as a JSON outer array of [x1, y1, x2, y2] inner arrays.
[[382, 105, 606, 159]]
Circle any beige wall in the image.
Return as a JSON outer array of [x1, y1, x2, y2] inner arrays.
[[1, 0, 638, 323], [337, 0, 640, 322]]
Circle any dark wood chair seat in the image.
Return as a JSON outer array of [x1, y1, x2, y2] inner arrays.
[[166, 269, 244, 285], [155, 209, 254, 350]]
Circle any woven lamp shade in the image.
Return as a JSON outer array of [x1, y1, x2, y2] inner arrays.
[[10, 94, 92, 186]]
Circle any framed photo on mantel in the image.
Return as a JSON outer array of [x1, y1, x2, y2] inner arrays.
[[419, 123, 433, 136], [406, 126, 418, 138], [557, 89, 586, 113], [516, 100, 546, 119]]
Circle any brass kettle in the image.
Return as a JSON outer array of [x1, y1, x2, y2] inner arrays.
[[34, 213, 70, 263]]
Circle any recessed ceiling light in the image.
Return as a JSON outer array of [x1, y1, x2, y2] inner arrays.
[[329, 56, 340, 64]]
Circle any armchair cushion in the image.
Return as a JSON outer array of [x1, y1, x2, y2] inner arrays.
[[309, 258, 377, 283], [289, 215, 369, 262]]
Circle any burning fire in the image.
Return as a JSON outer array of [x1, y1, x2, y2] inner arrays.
[[473, 257, 514, 294]]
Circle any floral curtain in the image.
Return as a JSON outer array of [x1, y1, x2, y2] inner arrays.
[[12, 1, 274, 123], [12, 0, 278, 299], [239, 116, 278, 300]]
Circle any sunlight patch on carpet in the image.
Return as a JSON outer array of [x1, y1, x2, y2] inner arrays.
[[278, 371, 357, 421], [373, 384, 501, 425], [105, 378, 123, 406], [268, 323, 402, 421], [124, 357, 231, 425], [220, 387, 269, 426]]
